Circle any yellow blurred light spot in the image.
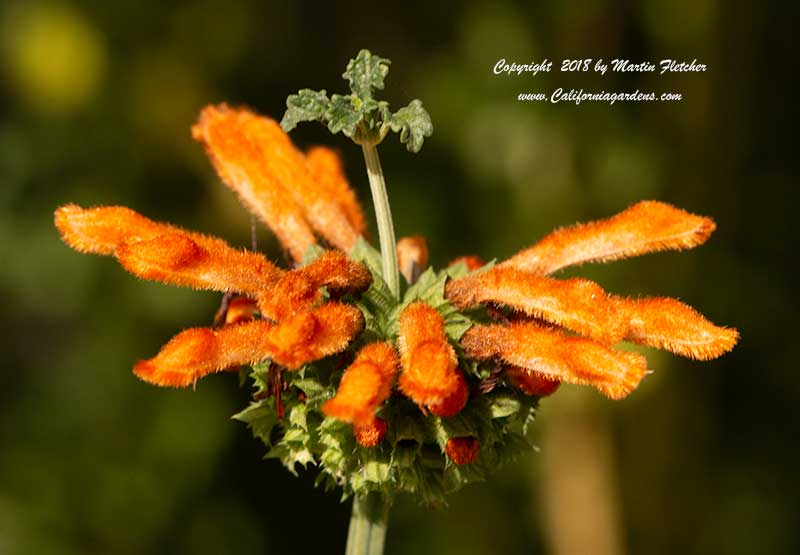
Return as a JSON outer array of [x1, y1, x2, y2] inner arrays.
[[1, 3, 107, 114]]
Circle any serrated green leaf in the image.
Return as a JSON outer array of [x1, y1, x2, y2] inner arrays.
[[232, 400, 279, 445], [342, 49, 390, 100], [281, 89, 330, 132], [325, 94, 362, 137], [389, 99, 433, 152]]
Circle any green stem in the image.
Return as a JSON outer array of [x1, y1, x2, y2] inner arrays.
[[345, 492, 390, 555], [361, 143, 400, 298]]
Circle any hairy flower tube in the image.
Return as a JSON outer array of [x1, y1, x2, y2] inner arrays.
[[55, 51, 738, 552]]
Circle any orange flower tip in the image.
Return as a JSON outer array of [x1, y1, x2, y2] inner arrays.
[[445, 437, 480, 466], [620, 297, 739, 360], [132, 327, 218, 388], [448, 255, 485, 272], [506, 366, 560, 397], [320, 342, 399, 425], [427, 374, 469, 417], [397, 236, 429, 284], [54, 204, 132, 255], [504, 200, 717, 274], [353, 418, 388, 447]]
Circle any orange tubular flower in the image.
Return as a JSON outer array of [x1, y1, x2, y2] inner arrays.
[[462, 323, 648, 400], [446, 200, 738, 400], [397, 302, 468, 416], [54, 204, 230, 255], [257, 250, 372, 322], [135, 302, 364, 387], [501, 200, 715, 275], [193, 104, 364, 261], [322, 342, 399, 426], [446, 266, 627, 344]]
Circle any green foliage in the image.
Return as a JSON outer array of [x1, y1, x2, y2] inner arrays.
[[233, 243, 538, 506], [281, 49, 433, 152]]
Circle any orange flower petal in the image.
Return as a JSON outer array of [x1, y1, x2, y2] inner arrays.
[[193, 104, 316, 262], [397, 236, 429, 284], [503, 201, 716, 275], [446, 266, 626, 344], [505, 365, 560, 397], [353, 418, 388, 447], [305, 146, 366, 235], [462, 323, 648, 400], [134, 302, 364, 387], [54, 204, 228, 255], [617, 297, 739, 360], [444, 437, 480, 465], [322, 342, 399, 426], [257, 250, 371, 321], [397, 302, 467, 415], [262, 303, 365, 369], [115, 232, 282, 296], [193, 104, 362, 259]]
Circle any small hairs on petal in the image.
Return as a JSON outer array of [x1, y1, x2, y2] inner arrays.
[[462, 323, 648, 400], [322, 342, 399, 426], [397, 302, 468, 416], [446, 267, 627, 344], [54, 204, 228, 255], [135, 302, 364, 387], [116, 233, 282, 296], [617, 297, 739, 360], [503, 201, 716, 275]]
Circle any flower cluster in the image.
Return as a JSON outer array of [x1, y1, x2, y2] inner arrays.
[[54, 53, 737, 505]]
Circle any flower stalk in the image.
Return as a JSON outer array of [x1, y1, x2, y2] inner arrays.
[[345, 492, 390, 555], [361, 143, 399, 298]]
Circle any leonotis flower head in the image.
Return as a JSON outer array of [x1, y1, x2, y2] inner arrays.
[[54, 50, 737, 506]]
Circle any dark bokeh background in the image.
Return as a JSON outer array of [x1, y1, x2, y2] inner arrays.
[[1, 1, 796, 554]]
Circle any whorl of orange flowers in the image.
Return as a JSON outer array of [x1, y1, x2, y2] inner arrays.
[[54, 102, 739, 464]]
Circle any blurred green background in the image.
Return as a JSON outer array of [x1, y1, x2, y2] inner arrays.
[[1, 1, 796, 553]]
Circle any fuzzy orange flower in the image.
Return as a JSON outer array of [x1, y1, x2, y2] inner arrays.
[[321, 342, 399, 426], [449, 201, 738, 399], [397, 302, 469, 417]]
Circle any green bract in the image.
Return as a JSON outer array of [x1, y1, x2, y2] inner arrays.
[[281, 50, 433, 152], [233, 241, 538, 507]]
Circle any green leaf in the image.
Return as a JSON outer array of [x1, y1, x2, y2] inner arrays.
[[325, 94, 362, 137], [486, 393, 522, 418], [281, 89, 330, 132], [232, 400, 279, 445], [389, 100, 433, 152], [342, 49, 390, 100]]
